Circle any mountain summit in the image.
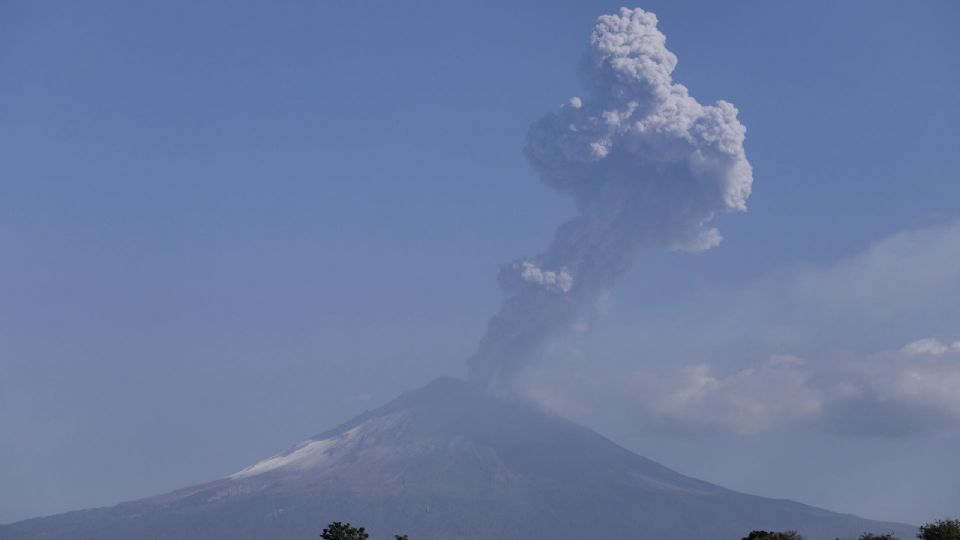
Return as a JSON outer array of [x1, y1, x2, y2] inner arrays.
[[0, 378, 914, 540]]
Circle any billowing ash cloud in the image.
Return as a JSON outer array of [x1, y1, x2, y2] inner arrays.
[[468, 8, 754, 387]]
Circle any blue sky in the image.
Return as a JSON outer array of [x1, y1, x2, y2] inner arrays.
[[2, 0, 959, 526]]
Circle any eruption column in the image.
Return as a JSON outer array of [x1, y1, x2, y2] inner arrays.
[[468, 8, 754, 388]]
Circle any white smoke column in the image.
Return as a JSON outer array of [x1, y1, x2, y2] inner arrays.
[[468, 8, 754, 387]]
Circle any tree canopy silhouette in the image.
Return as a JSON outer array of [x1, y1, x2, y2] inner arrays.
[[320, 521, 409, 540], [321, 522, 368, 540], [918, 519, 960, 540], [743, 531, 804, 540]]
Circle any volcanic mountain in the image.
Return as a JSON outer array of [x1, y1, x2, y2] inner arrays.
[[0, 377, 914, 540]]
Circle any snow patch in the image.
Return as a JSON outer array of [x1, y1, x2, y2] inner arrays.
[[228, 412, 414, 480]]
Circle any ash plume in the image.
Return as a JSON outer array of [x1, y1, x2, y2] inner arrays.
[[468, 8, 754, 387]]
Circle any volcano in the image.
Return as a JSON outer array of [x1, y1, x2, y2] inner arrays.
[[0, 378, 914, 540]]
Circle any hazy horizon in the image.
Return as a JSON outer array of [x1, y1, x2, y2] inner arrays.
[[2, 0, 959, 529]]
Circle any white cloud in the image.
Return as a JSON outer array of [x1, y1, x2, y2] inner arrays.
[[645, 220, 960, 361], [502, 185, 960, 438], [636, 357, 821, 435], [819, 340, 960, 437], [791, 221, 960, 316], [901, 338, 951, 356], [519, 333, 960, 438], [623, 221, 960, 437], [889, 342, 960, 417], [637, 338, 960, 437]]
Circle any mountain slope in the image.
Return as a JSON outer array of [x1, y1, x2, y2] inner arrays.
[[0, 378, 915, 540]]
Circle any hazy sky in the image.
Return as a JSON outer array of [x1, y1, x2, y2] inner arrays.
[[2, 0, 959, 526]]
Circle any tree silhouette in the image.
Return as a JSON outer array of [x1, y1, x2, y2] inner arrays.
[[743, 531, 804, 540], [918, 519, 960, 540], [320, 521, 409, 539], [321, 521, 368, 540]]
